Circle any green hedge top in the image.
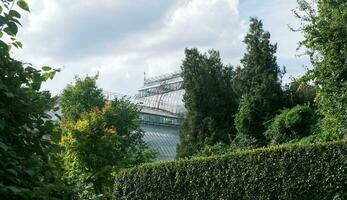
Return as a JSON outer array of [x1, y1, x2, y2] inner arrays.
[[115, 141, 347, 200]]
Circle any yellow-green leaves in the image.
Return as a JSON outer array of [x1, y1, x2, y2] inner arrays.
[[60, 76, 156, 198], [42, 66, 52, 71], [17, 0, 29, 12]]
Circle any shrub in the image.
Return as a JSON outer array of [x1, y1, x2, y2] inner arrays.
[[265, 104, 317, 145], [115, 141, 347, 200]]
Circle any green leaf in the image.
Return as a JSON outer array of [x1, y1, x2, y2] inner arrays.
[[0, 31, 3, 38], [9, 10, 21, 19], [7, 186, 26, 194], [0, 40, 8, 50], [15, 41, 22, 48], [0, 120, 4, 131], [42, 66, 51, 71], [17, 0, 30, 12], [0, 16, 6, 26], [7, 169, 18, 176], [4, 92, 15, 98], [4, 22, 18, 36], [42, 71, 56, 80], [24, 169, 35, 177], [32, 82, 41, 90], [10, 18, 22, 26], [0, 142, 7, 151], [0, 6, 3, 14]]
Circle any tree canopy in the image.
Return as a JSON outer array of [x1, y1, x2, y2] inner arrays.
[[234, 18, 284, 147], [60, 76, 105, 123], [60, 76, 156, 198], [294, 0, 347, 140], [176, 48, 239, 158]]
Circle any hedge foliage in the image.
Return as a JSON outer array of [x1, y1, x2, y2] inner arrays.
[[115, 141, 347, 200]]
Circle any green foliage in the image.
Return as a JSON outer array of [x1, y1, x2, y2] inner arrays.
[[195, 143, 232, 157], [238, 17, 284, 97], [195, 140, 257, 157], [234, 18, 284, 147], [0, 1, 70, 199], [60, 77, 156, 198], [16, 0, 29, 12], [62, 103, 127, 198], [265, 104, 317, 145], [283, 77, 317, 108], [235, 95, 267, 147], [60, 75, 105, 123], [294, 0, 347, 139], [0, 0, 28, 50], [115, 141, 347, 200], [177, 48, 239, 158]]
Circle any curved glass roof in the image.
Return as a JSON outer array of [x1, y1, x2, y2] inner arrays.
[[135, 89, 185, 114]]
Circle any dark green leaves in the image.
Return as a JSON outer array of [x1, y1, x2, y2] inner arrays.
[[177, 48, 239, 158], [17, 0, 29, 12], [4, 21, 18, 36], [0, 142, 8, 151], [14, 41, 22, 48], [234, 18, 284, 147], [9, 10, 21, 18], [115, 141, 347, 200]]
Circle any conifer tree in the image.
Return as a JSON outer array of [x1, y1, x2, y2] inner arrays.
[[234, 18, 284, 146], [177, 49, 239, 158]]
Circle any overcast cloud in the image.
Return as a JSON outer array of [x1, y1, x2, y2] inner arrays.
[[13, 0, 310, 95]]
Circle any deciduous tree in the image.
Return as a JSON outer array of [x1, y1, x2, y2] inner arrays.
[[60, 76, 156, 198], [294, 0, 347, 140], [0, 1, 69, 198]]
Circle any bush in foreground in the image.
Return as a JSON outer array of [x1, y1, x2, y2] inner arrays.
[[115, 141, 347, 200]]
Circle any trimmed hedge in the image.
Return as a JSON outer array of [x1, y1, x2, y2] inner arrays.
[[114, 141, 347, 200]]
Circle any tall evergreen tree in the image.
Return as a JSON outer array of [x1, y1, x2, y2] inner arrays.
[[234, 18, 284, 146], [294, 0, 347, 140], [177, 48, 239, 158]]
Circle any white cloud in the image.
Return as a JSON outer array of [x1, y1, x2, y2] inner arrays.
[[13, 0, 308, 95], [13, 0, 246, 95]]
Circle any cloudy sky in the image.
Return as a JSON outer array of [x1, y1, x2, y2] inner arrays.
[[13, 0, 310, 95]]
